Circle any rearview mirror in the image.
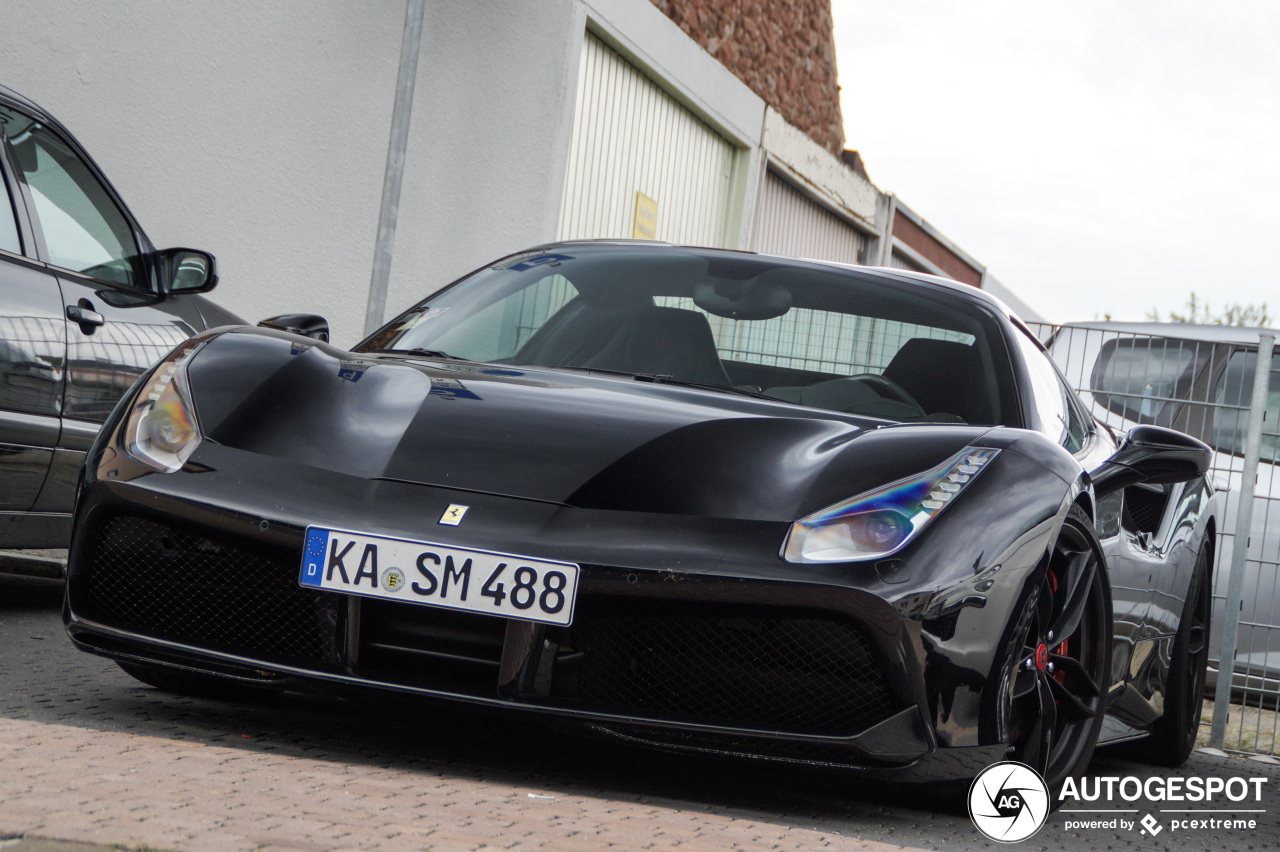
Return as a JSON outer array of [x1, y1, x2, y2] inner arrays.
[[1091, 424, 1212, 498], [259, 314, 330, 343], [692, 280, 791, 320], [157, 248, 218, 294]]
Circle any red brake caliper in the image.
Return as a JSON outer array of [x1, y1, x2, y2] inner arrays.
[[1046, 568, 1068, 685]]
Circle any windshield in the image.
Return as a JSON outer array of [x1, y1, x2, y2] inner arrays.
[[358, 247, 1014, 425]]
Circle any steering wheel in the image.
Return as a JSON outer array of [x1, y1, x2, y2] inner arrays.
[[847, 373, 920, 408]]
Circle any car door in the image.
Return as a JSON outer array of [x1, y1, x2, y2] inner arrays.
[[0, 115, 65, 530], [1, 101, 204, 536]]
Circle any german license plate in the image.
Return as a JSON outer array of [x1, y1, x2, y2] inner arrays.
[[298, 526, 579, 626]]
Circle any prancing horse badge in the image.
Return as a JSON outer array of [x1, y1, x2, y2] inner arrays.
[[439, 504, 469, 526]]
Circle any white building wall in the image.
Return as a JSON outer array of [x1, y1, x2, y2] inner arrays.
[[384, 2, 586, 334], [0, 0, 405, 346], [0, 1, 590, 347], [983, 274, 1046, 323]]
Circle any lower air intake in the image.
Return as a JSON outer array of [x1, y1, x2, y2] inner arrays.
[[568, 613, 897, 736], [80, 514, 339, 666]]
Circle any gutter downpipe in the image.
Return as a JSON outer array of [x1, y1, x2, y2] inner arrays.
[[363, 0, 427, 338], [877, 193, 897, 267]]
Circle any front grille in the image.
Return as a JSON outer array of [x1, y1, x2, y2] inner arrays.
[[80, 514, 340, 666], [357, 599, 505, 692], [566, 613, 897, 736]]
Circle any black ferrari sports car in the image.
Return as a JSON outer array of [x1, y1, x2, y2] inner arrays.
[[63, 241, 1217, 790]]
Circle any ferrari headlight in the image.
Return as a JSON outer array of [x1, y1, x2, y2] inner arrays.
[[124, 343, 205, 473], [782, 447, 999, 563]]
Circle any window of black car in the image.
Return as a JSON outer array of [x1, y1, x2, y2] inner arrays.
[[1060, 376, 1090, 454], [0, 177, 19, 255], [1012, 328, 1088, 453], [1088, 337, 1210, 425], [389, 273, 579, 362], [1210, 349, 1280, 464], [361, 249, 1016, 425], [0, 106, 142, 287]]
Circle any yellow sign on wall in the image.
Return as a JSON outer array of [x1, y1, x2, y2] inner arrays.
[[633, 191, 658, 239]]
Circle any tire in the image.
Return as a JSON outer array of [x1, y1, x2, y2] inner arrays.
[[117, 661, 284, 702], [1132, 540, 1212, 766], [996, 504, 1112, 794]]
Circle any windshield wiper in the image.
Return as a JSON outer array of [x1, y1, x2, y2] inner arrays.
[[368, 348, 475, 362], [650, 376, 776, 400], [629, 372, 772, 398]]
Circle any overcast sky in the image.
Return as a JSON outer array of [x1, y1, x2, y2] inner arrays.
[[830, 1, 1278, 325]]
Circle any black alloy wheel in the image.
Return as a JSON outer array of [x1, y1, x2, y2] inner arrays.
[[1004, 504, 1112, 791], [1134, 540, 1212, 766]]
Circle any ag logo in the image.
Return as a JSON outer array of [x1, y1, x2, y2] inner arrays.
[[968, 761, 1050, 843]]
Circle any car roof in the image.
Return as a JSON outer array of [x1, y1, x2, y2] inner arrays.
[[1052, 321, 1276, 345], [521, 239, 1020, 320], [0, 84, 53, 124]]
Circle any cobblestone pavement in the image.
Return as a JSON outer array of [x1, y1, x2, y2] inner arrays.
[[2, 577, 1278, 851]]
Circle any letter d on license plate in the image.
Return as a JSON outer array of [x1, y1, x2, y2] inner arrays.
[[299, 526, 579, 626]]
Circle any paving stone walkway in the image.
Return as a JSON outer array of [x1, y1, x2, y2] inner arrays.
[[4, 576, 1278, 852], [0, 716, 932, 852]]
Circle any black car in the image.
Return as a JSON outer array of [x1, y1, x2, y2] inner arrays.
[[0, 84, 241, 558], [64, 242, 1216, 791]]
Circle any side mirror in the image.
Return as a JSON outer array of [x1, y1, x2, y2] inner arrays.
[[259, 313, 330, 343], [157, 248, 218, 294], [1091, 424, 1212, 498]]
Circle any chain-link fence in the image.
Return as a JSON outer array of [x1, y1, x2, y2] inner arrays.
[[1033, 322, 1280, 755]]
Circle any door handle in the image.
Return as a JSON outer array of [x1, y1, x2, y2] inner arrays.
[[67, 303, 105, 328]]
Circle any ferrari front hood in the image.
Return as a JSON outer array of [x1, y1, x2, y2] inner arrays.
[[188, 330, 986, 521]]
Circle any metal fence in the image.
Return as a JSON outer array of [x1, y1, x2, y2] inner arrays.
[[1033, 322, 1280, 755]]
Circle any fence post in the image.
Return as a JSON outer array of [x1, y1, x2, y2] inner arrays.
[[1210, 333, 1275, 748]]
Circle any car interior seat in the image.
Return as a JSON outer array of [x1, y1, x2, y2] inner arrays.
[[882, 338, 984, 423], [582, 305, 732, 387], [512, 299, 641, 368]]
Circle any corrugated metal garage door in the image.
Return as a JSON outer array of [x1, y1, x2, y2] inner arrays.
[[726, 172, 961, 372], [558, 33, 737, 247], [752, 170, 867, 264], [889, 248, 928, 273]]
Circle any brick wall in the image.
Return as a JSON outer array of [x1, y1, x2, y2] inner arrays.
[[892, 214, 983, 286], [650, 0, 845, 156]]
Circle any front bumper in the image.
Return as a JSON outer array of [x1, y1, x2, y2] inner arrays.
[[65, 442, 1019, 781]]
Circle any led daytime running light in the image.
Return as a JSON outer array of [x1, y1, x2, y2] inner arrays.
[[783, 447, 1000, 563]]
